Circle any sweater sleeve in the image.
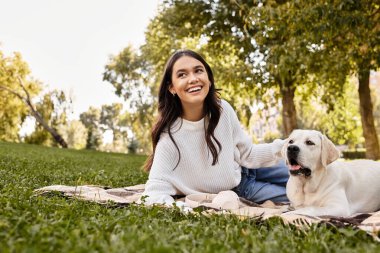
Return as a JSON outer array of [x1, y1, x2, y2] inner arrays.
[[139, 136, 179, 205], [224, 101, 285, 168]]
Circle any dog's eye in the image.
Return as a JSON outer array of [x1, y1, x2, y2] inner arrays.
[[306, 140, 315, 145], [289, 139, 294, 144]]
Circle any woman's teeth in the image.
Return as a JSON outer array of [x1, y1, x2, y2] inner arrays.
[[188, 86, 202, 93]]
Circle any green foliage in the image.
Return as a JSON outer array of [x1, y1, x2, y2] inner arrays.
[[0, 50, 71, 148], [299, 0, 380, 70], [103, 46, 149, 103], [263, 131, 281, 143], [102, 0, 379, 152], [100, 103, 123, 132], [80, 106, 103, 149], [146, 0, 261, 116], [99, 103, 129, 153], [24, 90, 71, 147], [127, 137, 139, 154], [103, 0, 266, 150], [285, 0, 380, 157], [0, 51, 42, 142], [24, 127, 53, 146], [24, 93, 55, 146], [103, 47, 155, 153], [296, 78, 363, 147], [58, 120, 88, 149], [1, 142, 379, 252], [79, 103, 146, 153], [119, 109, 154, 154]]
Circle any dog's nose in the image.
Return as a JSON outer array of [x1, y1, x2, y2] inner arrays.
[[287, 145, 300, 154]]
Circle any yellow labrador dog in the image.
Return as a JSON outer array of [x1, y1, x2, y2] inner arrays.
[[283, 129, 380, 217]]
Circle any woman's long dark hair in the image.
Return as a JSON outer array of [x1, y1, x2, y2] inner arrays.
[[143, 49, 222, 172]]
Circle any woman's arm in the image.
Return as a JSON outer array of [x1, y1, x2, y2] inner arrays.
[[224, 100, 284, 168], [139, 136, 180, 205], [141, 179, 177, 205]]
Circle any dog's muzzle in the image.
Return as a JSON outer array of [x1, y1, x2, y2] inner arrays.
[[287, 145, 311, 177]]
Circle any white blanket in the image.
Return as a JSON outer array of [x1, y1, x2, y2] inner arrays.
[[34, 184, 380, 241]]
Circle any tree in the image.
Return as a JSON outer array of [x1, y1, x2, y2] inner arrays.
[[58, 120, 87, 149], [103, 46, 155, 153], [103, 1, 264, 151], [100, 103, 128, 149], [0, 51, 36, 141], [105, 0, 378, 151], [126, 0, 315, 136], [25, 90, 71, 147], [296, 78, 362, 148], [285, 0, 380, 159], [119, 109, 152, 153], [79, 106, 103, 149], [240, 0, 309, 135], [0, 51, 68, 147], [142, 0, 259, 123], [24, 92, 55, 146]]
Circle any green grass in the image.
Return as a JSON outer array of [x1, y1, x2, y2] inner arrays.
[[0, 141, 379, 253]]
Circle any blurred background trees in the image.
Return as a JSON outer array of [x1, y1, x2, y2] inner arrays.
[[101, 0, 379, 159], [0, 51, 68, 148], [1, 0, 379, 159]]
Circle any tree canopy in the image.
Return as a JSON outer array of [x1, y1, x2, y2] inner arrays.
[[103, 0, 377, 156], [0, 52, 40, 141]]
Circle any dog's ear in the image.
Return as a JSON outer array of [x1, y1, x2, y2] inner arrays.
[[320, 134, 340, 167]]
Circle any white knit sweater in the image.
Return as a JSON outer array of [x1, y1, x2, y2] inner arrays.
[[142, 99, 284, 205]]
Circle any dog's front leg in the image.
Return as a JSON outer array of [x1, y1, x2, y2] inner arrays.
[[285, 192, 350, 217]]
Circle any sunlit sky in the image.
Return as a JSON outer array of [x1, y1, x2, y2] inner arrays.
[[0, 0, 160, 119]]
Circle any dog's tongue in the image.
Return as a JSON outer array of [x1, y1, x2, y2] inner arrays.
[[290, 165, 301, 171]]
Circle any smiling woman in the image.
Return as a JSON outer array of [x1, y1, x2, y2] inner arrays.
[[169, 56, 211, 121], [139, 49, 290, 207]]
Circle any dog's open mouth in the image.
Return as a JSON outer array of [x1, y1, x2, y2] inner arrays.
[[288, 158, 312, 177]]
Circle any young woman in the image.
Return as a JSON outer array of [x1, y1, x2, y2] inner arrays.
[[141, 49, 289, 206]]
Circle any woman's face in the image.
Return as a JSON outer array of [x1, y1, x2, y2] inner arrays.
[[169, 56, 210, 109]]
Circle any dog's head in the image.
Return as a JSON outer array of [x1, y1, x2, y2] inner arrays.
[[282, 130, 340, 177]]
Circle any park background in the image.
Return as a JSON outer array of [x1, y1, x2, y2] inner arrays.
[[1, 1, 380, 252], [1, 0, 380, 159]]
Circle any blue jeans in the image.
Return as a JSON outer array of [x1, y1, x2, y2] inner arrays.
[[233, 160, 289, 203]]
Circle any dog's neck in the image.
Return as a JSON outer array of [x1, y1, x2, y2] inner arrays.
[[292, 166, 327, 194]]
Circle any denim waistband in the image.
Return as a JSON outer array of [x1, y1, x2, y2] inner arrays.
[[241, 166, 249, 175], [240, 166, 257, 178]]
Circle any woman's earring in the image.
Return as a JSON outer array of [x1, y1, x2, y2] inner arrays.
[[172, 92, 176, 97]]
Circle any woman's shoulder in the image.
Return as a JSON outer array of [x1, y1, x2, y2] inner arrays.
[[158, 120, 187, 144], [220, 98, 233, 108], [220, 99, 236, 116], [158, 131, 173, 143]]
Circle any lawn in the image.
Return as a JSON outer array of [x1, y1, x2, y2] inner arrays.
[[0, 141, 379, 252]]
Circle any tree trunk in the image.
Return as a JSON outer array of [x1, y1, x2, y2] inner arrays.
[[29, 104, 68, 148], [0, 84, 68, 148], [0, 66, 68, 148], [281, 84, 298, 136], [358, 64, 380, 160]]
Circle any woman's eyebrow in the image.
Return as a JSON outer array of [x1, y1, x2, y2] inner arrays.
[[176, 65, 204, 73], [175, 69, 187, 74]]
